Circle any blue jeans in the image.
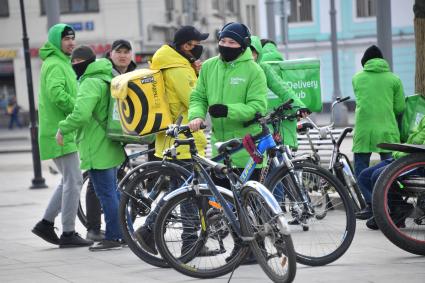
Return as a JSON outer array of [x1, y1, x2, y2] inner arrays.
[[357, 159, 393, 204], [354, 152, 393, 180], [88, 168, 122, 240]]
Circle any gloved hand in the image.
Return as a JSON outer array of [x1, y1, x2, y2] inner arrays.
[[297, 108, 311, 118], [208, 104, 228, 118]]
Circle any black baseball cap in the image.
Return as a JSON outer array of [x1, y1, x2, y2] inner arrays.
[[173, 26, 209, 46], [111, 39, 132, 51]]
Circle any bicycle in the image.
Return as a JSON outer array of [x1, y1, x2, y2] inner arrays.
[[372, 143, 425, 255], [245, 105, 356, 266], [120, 101, 355, 268], [296, 96, 367, 212], [152, 119, 297, 282]]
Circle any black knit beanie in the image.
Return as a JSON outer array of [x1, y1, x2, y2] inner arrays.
[[61, 26, 75, 38], [218, 23, 251, 50], [361, 45, 383, 67], [71, 45, 96, 62]]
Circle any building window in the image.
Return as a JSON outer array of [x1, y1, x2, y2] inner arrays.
[[165, 0, 174, 21], [212, 0, 219, 10], [227, 0, 235, 13], [182, 0, 199, 21], [356, 0, 376, 18], [0, 0, 9, 17], [40, 0, 99, 15], [288, 0, 312, 23], [246, 4, 256, 34]]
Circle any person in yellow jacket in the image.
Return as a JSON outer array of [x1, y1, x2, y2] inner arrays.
[[151, 26, 209, 160], [135, 26, 209, 255]]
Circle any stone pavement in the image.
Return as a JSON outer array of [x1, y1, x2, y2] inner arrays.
[[1, 120, 425, 283]]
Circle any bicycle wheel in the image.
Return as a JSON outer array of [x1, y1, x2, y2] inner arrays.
[[77, 171, 91, 228], [372, 153, 425, 255], [265, 162, 356, 266], [241, 185, 297, 283], [119, 161, 191, 267], [154, 188, 250, 279]]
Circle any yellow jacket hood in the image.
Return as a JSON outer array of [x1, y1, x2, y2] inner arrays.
[[150, 45, 190, 70]]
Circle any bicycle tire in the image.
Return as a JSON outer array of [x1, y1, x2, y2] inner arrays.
[[154, 189, 250, 279], [119, 161, 191, 267], [241, 185, 297, 283], [372, 153, 425, 255], [77, 171, 90, 228], [265, 162, 356, 266]]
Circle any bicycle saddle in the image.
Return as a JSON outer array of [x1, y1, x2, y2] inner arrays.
[[378, 143, 425, 153], [215, 139, 242, 154]]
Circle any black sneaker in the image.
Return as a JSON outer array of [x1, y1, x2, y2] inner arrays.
[[355, 205, 373, 220], [59, 232, 94, 248], [135, 226, 158, 255], [366, 217, 379, 230], [89, 240, 122, 251], [86, 229, 105, 242], [32, 220, 59, 245]]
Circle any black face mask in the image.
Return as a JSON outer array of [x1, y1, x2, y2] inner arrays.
[[190, 45, 203, 60], [218, 45, 244, 62], [72, 57, 95, 79]]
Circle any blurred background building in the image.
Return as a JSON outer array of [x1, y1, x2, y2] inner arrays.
[[0, 0, 416, 122]]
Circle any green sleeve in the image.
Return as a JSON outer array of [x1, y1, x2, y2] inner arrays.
[[393, 78, 405, 115], [45, 64, 75, 114], [226, 69, 268, 121], [393, 116, 425, 159], [58, 78, 101, 134], [188, 68, 208, 121], [261, 62, 306, 110]]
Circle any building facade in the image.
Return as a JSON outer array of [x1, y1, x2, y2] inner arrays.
[[0, 0, 258, 112], [258, 0, 416, 104]]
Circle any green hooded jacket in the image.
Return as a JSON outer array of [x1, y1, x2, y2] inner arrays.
[[189, 47, 267, 168], [251, 36, 305, 148], [352, 58, 405, 153], [393, 116, 425, 159], [38, 23, 78, 160], [261, 42, 284, 62], [58, 59, 125, 170]]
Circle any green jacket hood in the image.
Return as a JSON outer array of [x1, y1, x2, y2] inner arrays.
[[150, 45, 189, 70], [261, 42, 284, 62], [250, 35, 263, 63], [363, 58, 390, 73], [40, 24, 74, 62], [48, 23, 73, 50], [80, 58, 113, 82], [39, 41, 70, 62]]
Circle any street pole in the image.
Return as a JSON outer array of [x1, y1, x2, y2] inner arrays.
[[19, 0, 47, 189], [376, 0, 393, 70], [330, 0, 347, 126], [265, 0, 277, 42], [280, 0, 289, 59], [137, 0, 144, 52], [45, 0, 60, 29]]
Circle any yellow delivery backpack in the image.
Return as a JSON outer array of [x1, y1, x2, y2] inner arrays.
[[109, 69, 173, 140]]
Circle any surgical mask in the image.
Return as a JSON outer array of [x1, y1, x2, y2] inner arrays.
[[190, 45, 203, 60], [72, 57, 95, 79], [218, 45, 244, 62]]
